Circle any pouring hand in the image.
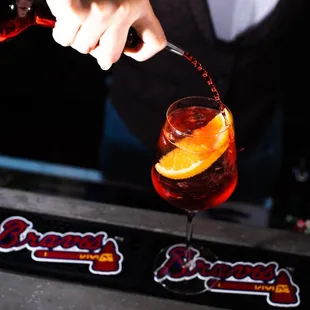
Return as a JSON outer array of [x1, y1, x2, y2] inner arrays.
[[46, 0, 167, 70]]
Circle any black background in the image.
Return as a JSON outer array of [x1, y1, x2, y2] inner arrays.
[[0, 26, 108, 169]]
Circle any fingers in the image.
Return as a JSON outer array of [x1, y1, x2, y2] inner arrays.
[[46, 0, 167, 67], [71, 3, 110, 54], [52, 18, 81, 47], [124, 10, 167, 61], [90, 22, 130, 70], [47, 0, 82, 47]]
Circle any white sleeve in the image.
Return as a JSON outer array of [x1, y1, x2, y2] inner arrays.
[[207, 0, 279, 42]]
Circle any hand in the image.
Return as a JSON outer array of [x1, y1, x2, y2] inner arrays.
[[46, 0, 167, 70]]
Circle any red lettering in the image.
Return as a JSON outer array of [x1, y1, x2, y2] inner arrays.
[[18, 232, 40, 247], [0, 219, 29, 248], [252, 264, 276, 281], [87, 235, 104, 250], [156, 247, 189, 279], [56, 235, 81, 249], [39, 235, 61, 248], [155, 245, 277, 283], [79, 235, 104, 251], [0, 218, 106, 252]]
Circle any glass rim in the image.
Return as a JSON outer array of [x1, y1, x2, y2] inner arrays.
[[166, 96, 232, 138]]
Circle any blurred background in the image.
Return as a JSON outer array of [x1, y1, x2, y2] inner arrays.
[[1, 26, 106, 170], [0, 0, 309, 233]]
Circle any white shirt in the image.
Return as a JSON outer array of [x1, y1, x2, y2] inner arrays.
[[207, 0, 280, 42]]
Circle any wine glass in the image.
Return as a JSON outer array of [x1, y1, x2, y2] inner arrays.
[[151, 96, 238, 295]]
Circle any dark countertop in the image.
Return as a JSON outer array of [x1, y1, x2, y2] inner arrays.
[[0, 270, 216, 310], [0, 187, 310, 310]]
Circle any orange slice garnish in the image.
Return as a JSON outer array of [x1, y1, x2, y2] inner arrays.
[[155, 109, 232, 180]]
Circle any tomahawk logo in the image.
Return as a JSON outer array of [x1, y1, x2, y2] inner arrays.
[[0, 216, 123, 275], [154, 245, 300, 308]]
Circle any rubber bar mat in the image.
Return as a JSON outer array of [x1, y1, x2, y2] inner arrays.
[[0, 207, 308, 309]]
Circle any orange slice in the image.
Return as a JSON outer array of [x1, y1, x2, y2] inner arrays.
[[155, 109, 232, 180]]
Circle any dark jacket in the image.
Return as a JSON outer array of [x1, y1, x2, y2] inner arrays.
[[110, 0, 305, 151]]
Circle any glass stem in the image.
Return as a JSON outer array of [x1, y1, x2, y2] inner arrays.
[[185, 211, 196, 264]]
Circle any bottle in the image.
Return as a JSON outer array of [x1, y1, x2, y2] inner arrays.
[[0, 0, 140, 48]]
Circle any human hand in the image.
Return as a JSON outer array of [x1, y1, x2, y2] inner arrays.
[[46, 0, 167, 70]]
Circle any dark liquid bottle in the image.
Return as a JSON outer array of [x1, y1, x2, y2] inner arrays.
[[0, 0, 140, 48]]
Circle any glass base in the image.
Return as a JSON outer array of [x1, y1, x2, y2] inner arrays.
[[153, 243, 221, 295]]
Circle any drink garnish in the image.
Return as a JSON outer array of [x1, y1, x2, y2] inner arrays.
[[155, 109, 231, 180]]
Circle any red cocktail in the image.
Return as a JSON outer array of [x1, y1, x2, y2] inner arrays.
[[152, 96, 237, 295]]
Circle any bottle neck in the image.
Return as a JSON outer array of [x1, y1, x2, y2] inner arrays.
[[0, 0, 140, 48], [0, 12, 32, 42], [33, 3, 55, 28], [0, 2, 55, 42]]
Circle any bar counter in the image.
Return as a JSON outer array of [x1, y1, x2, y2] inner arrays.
[[0, 187, 309, 310]]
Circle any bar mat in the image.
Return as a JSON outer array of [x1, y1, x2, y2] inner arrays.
[[0, 207, 308, 309]]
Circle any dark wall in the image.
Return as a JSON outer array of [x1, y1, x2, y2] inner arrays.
[[0, 26, 109, 168], [271, 7, 310, 226]]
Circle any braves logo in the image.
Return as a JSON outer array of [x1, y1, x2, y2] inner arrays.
[[0, 216, 123, 275], [154, 245, 300, 308]]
